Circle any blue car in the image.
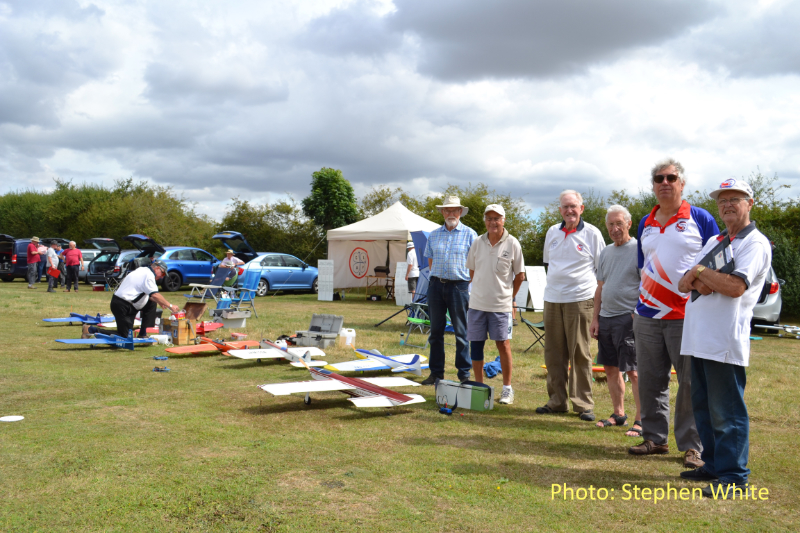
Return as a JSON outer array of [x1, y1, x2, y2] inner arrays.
[[123, 234, 220, 292], [243, 253, 319, 296], [212, 231, 318, 296]]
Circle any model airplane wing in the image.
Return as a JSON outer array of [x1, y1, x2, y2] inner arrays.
[[258, 380, 354, 395], [43, 313, 116, 325], [349, 394, 426, 407], [96, 319, 141, 329], [166, 344, 221, 354], [226, 349, 328, 366], [55, 332, 155, 351], [355, 377, 421, 387], [326, 352, 429, 374]]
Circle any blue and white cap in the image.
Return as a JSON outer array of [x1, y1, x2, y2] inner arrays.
[[709, 178, 754, 200]]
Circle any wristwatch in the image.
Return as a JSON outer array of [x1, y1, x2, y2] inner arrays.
[[694, 265, 706, 279]]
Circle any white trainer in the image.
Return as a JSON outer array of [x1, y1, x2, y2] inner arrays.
[[498, 388, 514, 405]]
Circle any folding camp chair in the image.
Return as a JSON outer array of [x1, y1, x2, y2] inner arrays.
[[405, 302, 431, 349], [184, 267, 232, 304], [516, 306, 545, 352], [220, 268, 261, 318]]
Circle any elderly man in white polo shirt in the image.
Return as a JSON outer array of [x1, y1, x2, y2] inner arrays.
[[466, 204, 525, 404], [82, 259, 181, 339], [536, 190, 605, 420], [677, 179, 770, 498]]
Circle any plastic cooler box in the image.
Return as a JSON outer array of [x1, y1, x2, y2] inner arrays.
[[295, 314, 344, 349], [434, 380, 494, 411]]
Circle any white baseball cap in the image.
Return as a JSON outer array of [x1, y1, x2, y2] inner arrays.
[[709, 178, 754, 200], [406, 242, 414, 249], [484, 204, 505, 217]]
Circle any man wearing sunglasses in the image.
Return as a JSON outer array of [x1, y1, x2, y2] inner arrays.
[[677, 179, 770, 497], [629, 158, 719, 471]]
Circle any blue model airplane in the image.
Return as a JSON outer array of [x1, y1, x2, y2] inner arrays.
[[55, 330, 156, 351], [43, 313, 116, 325], [323, 348, 428, 376]]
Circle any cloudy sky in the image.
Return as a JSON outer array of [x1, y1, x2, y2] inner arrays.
[[2, 0, 800, 219]]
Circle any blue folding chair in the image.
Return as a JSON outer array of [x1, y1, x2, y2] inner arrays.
[[220, 268, 261, 318], [185, 267, 232, 303]]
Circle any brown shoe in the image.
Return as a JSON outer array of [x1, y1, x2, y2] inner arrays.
[[628, 440, 669, 455], [81, 324, 93, 339], [684, 449, 704, 469]]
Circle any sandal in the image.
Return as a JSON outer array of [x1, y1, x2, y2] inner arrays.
[[596, 413, 627, 428], [626, 421, 643, 437]]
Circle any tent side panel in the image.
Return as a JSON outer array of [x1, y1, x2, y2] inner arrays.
[[329, 240, 389, 289]]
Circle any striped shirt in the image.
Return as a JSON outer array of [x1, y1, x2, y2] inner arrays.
[[424, 221, 478, 281]]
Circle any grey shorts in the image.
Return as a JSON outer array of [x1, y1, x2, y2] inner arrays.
[[407, 277, 418, 293], [596, 313, 637, 372], [467, 309, 510, 342]]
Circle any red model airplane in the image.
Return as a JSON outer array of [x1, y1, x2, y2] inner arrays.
[[165, 336, 260, 354]]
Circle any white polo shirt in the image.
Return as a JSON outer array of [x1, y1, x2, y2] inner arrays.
[[542, 219, 605, 303], [115, 266, 160, 310], [636, 201, 719, 320], [681, 223, 771, 366], [466, 229, 525, 312]]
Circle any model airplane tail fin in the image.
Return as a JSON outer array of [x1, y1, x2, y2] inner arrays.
[[387, 354, 423, 376], [355, 348, 381, 359]]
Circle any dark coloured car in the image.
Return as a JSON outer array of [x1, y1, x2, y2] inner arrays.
[[212, 231, 259, 264], [84, 238, 132, 285]]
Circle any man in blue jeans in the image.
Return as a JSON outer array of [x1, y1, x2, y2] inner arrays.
[[422, 196, 477, 385], [677, 178, 770, 498]]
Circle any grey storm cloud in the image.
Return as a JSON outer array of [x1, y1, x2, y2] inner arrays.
[[305, 0, 721, 80], [680, 2, 800, 77]]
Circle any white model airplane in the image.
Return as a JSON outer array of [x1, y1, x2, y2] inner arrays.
[[227, 339, 328, 367], [753, 324, 800, 339], [257, 359, 425, 407], [323, 348, 428, 376]]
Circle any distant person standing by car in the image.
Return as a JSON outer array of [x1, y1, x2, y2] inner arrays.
[[36, 241, 48, 283], [405, 241, 419, 298], [46, 241, 60, 293], [55, 243, 66, 288], [62, 241, 84, 292], [26, 237, 41, 289], [219, 250, 245, 287]]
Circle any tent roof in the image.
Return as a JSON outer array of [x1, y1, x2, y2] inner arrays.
[[327, 201, 440, 241]]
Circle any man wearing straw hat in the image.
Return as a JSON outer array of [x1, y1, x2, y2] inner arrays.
[[219, 249, 245, 287], [422, 196, 478, 385], [26, 237, 42, 289]]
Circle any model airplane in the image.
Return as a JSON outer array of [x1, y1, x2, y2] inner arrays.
[[226, 339, 327, 366], [43, 313, 116, 325], [323, 348, 428, 376], [257, 358, 425, 407], [164, 336, 260, 355], [55, 330, 156, 351], [194, 322, 224, 335], [753, 324, 800, 339]]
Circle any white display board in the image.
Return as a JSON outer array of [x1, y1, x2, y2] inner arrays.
[[395, 262, 411, 306], [515, 280, 530, 308], [317, 260, 334, 301], [525, 266, 547, 311]]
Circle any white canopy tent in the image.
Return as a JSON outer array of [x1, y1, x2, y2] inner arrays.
[[327, 202, 441, 288]]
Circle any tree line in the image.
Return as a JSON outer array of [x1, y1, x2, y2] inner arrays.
[[1, 169, 797, 315]]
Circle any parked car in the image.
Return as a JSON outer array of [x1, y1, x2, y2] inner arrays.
[[84, 238, 129, 285], [752, 266, 784, 326], [78, 249, 102, 282], [0, 234, 30, 281], [242, 253, 318, 296], [157, 246, 221, 291]]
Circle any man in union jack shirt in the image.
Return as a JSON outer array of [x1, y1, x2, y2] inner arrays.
[[628, 158, 718, 472]]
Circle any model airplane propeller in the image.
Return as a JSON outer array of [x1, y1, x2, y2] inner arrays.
[[227, 339, 327, 366], [323, 348, 428, 376], [258, 356, 426, 408]]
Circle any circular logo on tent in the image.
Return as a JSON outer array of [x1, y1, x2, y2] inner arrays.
[[349, 248, 369, 279]]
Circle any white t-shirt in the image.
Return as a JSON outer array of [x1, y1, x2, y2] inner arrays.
[[115, 266, 160, 310], [46, 248, 59, 269], [680, 224, 771, 367], [220, 256, 244, 268], [406, 250, 419, 278], [466, 229, 525, 312], [542, 219, 605, 303]]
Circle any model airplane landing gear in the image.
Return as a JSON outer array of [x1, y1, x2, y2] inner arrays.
[[304, 393, 311, 405]]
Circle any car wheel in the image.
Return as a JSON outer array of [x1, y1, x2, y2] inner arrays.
[[1, 275, 13, 282], [163, 271, 182, 292], [312, 277, 318, 294], [256, 279, 269, 297]]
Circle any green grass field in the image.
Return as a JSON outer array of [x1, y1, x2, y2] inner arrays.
[[2, 280, 799, 532]]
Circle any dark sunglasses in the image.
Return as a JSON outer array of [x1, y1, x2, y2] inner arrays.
[[653, 174, 679, 184]]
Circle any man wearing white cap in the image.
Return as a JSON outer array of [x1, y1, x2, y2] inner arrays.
[[466, 204, 525, 404], [219, 249, 245, 287], [422, 195, 478, 384], [677, 178, 770, 497], [405, 241, 419, 298]]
